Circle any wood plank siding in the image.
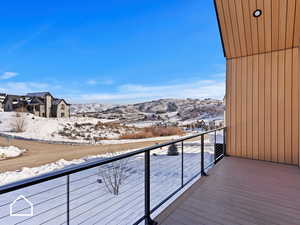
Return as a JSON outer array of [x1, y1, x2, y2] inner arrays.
[[226, 48, 300, 165], [215, 0, 300, 166], [215, 0, 300, 58]]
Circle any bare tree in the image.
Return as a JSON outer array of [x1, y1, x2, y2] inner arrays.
[[11, 112, 26, 132], [98, 155, 129, 195]]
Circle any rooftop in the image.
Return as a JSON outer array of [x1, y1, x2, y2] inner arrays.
[[26, 92, 52, 97]]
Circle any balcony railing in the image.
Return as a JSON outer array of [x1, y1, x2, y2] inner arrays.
[[0, 127, 226, 225]]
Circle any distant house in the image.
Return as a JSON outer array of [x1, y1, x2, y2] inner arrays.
[[0, 93, 6, 112], [3, 92, 70, 118]]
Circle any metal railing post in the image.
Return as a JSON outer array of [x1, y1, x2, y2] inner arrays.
[[214, 130, 217, 164], [145, 151, 157, 225], [67, 175, 70, 225], [223, 127, 227, 156], [201, 134, 208, 176], [181, 141, 184, 187]]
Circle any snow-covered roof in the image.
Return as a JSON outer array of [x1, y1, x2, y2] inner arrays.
[[52, 99, 62, 105], [27, 92, 52, 97], [29, 97, 44, 105], [53, 98, 70, 105]]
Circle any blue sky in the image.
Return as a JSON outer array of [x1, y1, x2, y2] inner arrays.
[[0, 0, 225, 104]]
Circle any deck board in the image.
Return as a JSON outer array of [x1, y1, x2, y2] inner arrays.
[[156, 157, 300, 225]]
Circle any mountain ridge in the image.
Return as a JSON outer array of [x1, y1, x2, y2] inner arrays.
[[71, 98, 224, 123]]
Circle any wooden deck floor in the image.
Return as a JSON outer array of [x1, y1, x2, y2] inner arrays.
[[155, 157, 300, 225]]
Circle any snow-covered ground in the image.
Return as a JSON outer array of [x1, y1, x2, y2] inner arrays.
[[0, 146, 26, 160], [0, 139, 214, 186], [0, 112, 141, 144], [72, 98, 225, 132], [0, 158, 84, 185], [0, 99, 225, 224], [0, 112, 99, 142], [0, 140, 220, 225], [70, 103, 116, 114], [0, 112, 189, 144]]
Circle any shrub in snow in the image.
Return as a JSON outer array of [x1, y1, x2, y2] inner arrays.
[[167, 144, 179, 156], [11, 113, 26, 132], [15, 112, 21, 118], [120, 126, 184, 139], [98, 155, 129, 195]]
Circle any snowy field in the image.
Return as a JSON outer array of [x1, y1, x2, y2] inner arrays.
[[0, 139, 220, 225], [0, 146, 26, 160], [0, 134, 222, 186], [0, 112, 184, 144], [0, 112, 130, 144], [0, 112, 103, 143]]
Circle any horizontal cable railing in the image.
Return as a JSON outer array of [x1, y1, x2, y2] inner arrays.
[[0, 127, 226, 225]]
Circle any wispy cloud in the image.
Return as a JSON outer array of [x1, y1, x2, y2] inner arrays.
[[87, 80, 98, 85], [86, 79, 114, 86], [0, 82, 50, 94], [0, 72, 18, 80], [8, 23, 53, 54], [0, 73, 225, 104], [75, 75, 225, 104]]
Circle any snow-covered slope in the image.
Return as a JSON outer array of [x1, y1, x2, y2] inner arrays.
[[72, 98, 224, 125], [0, 112, 181, 144], [0, 98, 224, 143], [0, 112, 120, 143], [70, 103, 115, 114]]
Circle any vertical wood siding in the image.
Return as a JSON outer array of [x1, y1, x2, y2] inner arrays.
[[226, 48, 300, 166], [215, 0, 300, 166], [271, 51, 278, 162], [215, 0, 300, 58]]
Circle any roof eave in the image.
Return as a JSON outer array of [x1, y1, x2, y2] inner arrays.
[[213, 0, 227, 58]]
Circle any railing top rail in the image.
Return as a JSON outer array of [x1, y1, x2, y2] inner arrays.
[[0, 127, 225, 194]]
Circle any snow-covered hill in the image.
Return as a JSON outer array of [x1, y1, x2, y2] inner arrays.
[[0, 99, 224, 144], [0, 112, 182, 144], [70, 103, 115, 114], [71, 98, 224, 125]]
